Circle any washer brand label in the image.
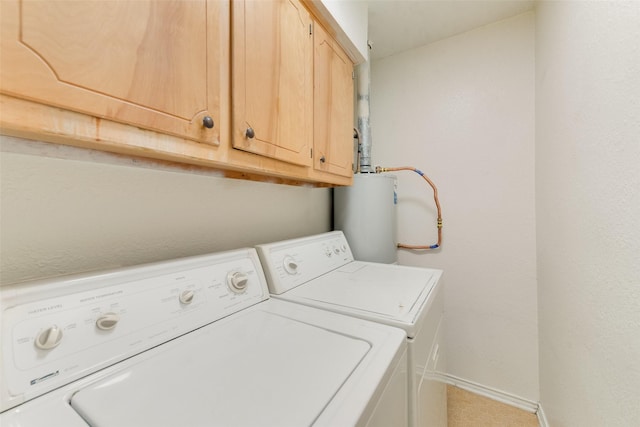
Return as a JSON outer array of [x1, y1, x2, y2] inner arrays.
[[30, 370, 59, 386]]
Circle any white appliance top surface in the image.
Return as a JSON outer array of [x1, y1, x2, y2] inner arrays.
[[71, 308, 371, 427], [1, 246, 407, 427], [256, 232, 443, 335], [1, 298, 405, 427], [287, 261, 439, 325]]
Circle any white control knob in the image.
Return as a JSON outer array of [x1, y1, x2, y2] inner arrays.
[[179, 290, 195, 305], [35, 326, 63, 350], [283, 256, 299, 274], [96, 312, 120, 331], [227, 271, 249, 293]]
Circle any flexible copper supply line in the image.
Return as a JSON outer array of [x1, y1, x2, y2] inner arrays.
[[376, 166, 443, 250]]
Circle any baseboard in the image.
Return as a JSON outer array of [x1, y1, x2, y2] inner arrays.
[[437, 373, 539, 414], [536, 403, 549, 427]]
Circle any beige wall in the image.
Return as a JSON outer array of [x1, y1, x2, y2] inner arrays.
[[0, 136, 331, 285], [371, 12, 538, 402], [536, 1, 640, 425]]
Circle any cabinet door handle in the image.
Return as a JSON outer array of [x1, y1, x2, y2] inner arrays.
[[245, 127, 255, 139], [202, 116, 214, 129], [320, 156, 326, 163]]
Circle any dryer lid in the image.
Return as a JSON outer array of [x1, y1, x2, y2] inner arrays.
[[287, 261, 438, 322], [70, 310, 370, 427]]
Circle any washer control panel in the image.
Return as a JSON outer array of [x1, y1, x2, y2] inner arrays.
[[256, 231, 354, 295], [1, 249, 268, 412]]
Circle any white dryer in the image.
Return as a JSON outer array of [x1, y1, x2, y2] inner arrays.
[[0, 248, 407, 427], [256, 231, 447, 427]]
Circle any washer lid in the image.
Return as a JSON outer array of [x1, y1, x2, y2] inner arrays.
[[70, 310, 370, 427], [287, 262, 437, 322]]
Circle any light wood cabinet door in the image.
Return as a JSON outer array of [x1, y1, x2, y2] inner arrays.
[[313, 23, 354, 178], [232, 0, 313, 167], [0, 0, 226, 145]]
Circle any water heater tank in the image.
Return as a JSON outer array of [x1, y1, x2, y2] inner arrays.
[[334, 173, 397, 263]]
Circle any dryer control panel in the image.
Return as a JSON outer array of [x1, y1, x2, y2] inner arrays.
[[0, 249, 269, 413], [256, 231, 354, 295]]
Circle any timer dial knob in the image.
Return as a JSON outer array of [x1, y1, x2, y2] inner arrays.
[[179, 290, 195, 305], [96, 312, 120, 331], [283, 256, 298, 274], [227, 271, 249, 293], [35, 326, 63, 350]]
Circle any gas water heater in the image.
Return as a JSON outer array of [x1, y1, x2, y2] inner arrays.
[[334, 173, 398, 264]]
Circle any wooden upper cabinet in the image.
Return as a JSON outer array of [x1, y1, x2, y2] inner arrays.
[[313, 22, 354, 178], [0, 0, 226, 146], [232, 0, 313, 167], [1, 0, 354, 186]]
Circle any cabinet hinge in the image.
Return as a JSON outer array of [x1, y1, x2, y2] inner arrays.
[[310, 148, 313, 158]]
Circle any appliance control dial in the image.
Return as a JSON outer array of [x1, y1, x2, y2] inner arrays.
[[34, 326, 63, 350], [283, 256, 299, 274], [179, 290, 195, 305], [96, 312, 120, 331], [227, 271, 249, 293]]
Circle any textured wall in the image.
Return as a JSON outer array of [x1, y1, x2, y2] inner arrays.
[[536, 1, 640, 425], [0, 136, 331, 285], [371, 13, 538, 401]]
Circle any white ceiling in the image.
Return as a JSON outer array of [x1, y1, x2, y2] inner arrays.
[[368, 0, 535, 60]]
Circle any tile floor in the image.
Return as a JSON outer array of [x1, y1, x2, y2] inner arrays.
[[447, 386, 539, 427]]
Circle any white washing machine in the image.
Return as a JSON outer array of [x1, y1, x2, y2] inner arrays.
[[256, 231, 447, 427], [0, 248, 408, 427]]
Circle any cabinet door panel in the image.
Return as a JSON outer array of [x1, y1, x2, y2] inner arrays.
[[313, 23, 354, 178], [233, 0, 313, 166], [0, 0, 223, 145]]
